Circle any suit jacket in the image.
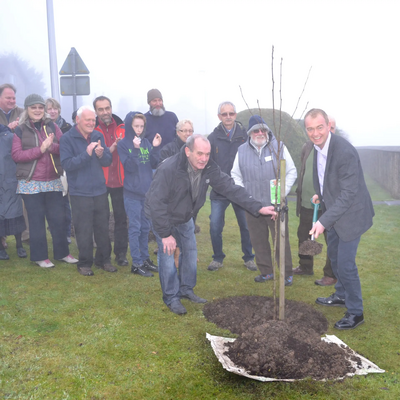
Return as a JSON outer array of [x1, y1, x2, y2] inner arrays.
[[313, 134, 374, 242]]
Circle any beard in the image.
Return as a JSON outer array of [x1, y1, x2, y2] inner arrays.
[[150, 105, 166, 117], [250, 136, 268, 149]]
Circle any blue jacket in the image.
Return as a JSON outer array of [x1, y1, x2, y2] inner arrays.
[[117, 112, 160, 200], [60, 126, 112, 197], [144, 110, 178, 149]]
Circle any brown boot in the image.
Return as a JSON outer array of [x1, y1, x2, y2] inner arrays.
[[314, 276, 337, 286]]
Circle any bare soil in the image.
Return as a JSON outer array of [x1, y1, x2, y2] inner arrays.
[[204, 296, 361, 380]]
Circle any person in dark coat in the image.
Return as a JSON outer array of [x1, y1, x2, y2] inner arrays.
[[306, 108, 374, 330], [0, 124, 26, 260], [159, 119, 194, 163], [145, 134, 277, 315]]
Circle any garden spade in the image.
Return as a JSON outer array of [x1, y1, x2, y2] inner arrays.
[[299, 200, 323, 256]]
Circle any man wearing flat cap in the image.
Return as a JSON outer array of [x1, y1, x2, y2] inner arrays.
[[144, 89, 178, 149]]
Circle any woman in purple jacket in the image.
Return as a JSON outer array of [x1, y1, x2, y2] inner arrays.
[[12, 94, 77, 268]]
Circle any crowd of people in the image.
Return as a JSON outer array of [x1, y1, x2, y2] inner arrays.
[[0, 83, 374, 329]]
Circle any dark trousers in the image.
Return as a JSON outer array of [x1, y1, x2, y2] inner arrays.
[[70, 193, 111, 269], [107, 187, 128, 257], [246, 211, 292, 277], [297, 206, 334, 277], [328, 228, 363, 315], [22, 191, 69, 261]]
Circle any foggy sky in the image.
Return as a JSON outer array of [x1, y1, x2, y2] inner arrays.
[[1, 0, 399, 146]]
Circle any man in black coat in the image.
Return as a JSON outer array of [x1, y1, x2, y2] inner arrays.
[[306, 108, 374, 330], [145, 134, 277, 315]]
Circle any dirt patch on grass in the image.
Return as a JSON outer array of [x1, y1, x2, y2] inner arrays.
[[204, 296, 360, 380]]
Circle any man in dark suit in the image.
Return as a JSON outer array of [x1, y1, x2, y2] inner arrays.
[[305, 108, 374, 330]]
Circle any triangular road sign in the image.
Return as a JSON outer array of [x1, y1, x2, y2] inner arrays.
[[59, 47, 89, 75]]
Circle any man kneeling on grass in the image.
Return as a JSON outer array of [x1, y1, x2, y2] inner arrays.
[[145, 134, 277, 315]]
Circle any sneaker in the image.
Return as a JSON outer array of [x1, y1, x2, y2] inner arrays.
[[58, 255, 78, 264], [131, 262, 153, 277], [17, 247, 27, 258], [95, 262, 118, 273], [78, 267, 94, 276], [244, 260, 257, 271], [36, 259, 55, 268], [168, 300, 187, 315], [285, 276, 293, 286], [208, 260, 223, 271], [254, 273, 274, 282], [67, 237, 72, 245], [115, 253, 129, 266], [143, 258, 158, 272]]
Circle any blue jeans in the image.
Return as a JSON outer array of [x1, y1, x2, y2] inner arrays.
[[327, 228, 363, 315], [153, 219, 197, 306], [209, 199, 254, 263], [124, 197, 150, 265]]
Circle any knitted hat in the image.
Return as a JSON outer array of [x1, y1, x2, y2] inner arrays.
[[24, 94, 45, 108], [247, 115, 270, 136], [147, 89, 163, 104]]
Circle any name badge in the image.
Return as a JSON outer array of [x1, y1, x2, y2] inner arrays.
[[264, 156, 272, 162]]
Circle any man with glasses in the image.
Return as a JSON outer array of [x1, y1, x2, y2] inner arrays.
[[144, 89, 178, 150], [207, 101, 256, 272], [231, 115, 297, 286]]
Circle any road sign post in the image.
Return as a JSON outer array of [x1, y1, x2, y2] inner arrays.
[[59, 47, 90, 111]]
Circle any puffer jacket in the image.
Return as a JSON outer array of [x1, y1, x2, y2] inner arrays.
[[12, 117, 63, 181]]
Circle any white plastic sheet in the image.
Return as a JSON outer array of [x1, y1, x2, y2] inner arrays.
[[206, 333, 385, 382]]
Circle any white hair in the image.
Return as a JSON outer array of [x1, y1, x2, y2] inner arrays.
[[77, 105, 95, 117]]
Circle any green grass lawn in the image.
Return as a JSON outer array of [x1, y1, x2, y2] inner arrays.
[[1, 175, 399, 399]]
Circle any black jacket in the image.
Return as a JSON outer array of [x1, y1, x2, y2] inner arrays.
[[159, 135, 185, 164], [145, 145, 262, 238], [208, 121, 247, 200]]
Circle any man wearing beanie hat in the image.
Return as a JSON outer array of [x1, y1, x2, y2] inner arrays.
[[144, 89, 178, 149], [231, 115, 297, 286]]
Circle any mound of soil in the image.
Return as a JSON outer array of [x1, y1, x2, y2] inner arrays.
[[204, 296, 360, 380]]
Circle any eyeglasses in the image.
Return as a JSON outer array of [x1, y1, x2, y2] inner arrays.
[[220, 112, 236, 117], [179, 129, 194, 134], [252, 129, 267, 134]]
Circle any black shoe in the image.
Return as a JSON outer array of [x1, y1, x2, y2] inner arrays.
[[316, 293, 346, 307], [181, 292, 207, 303], [17, 247, 27, 258], [168, 300, 187, 315], [143, 258, 158, 272], [131, 263, 153, 277], [115, 253, 129, 266], [334, 312, 364, 330], [0, 249, 9, 260]]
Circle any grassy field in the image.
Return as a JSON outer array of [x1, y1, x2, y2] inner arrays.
[[1, 175, 399, 399]]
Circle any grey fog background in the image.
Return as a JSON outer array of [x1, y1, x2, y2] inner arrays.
[[1, 0, 399, 146]]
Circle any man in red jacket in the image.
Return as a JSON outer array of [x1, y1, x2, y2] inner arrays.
[[93, 96, 128, 267]]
